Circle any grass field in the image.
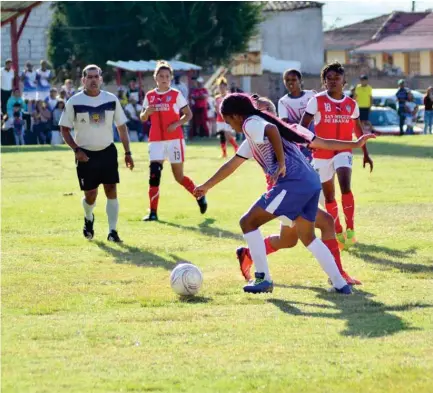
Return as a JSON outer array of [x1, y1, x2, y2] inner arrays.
[[2, 136, 433, 393]]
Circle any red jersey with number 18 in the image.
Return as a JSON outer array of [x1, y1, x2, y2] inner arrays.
[[305, 91, 360, 159]]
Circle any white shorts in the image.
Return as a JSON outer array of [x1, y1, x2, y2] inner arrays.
[[37, 91, 50, 101], [148, 139, 186, 164], [22, 91, 37, 101], [216, 121, 235, 134], [313, 152, 353, 183]]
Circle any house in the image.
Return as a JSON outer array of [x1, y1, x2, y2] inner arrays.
[[260, 1, 324, 74], [324, 11, 433, 76]]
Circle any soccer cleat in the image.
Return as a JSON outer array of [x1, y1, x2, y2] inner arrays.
[[345, 229, 357, 247], [336, 232, 346, 250], [107, 230, 123, 243], [342, 271, 362, 285], [83, 214, 95, 240], [143, 210, 158, 222], [197, 196, 208, 214], [328, 284, 352, 295], [236, 247, 253, 281], [243, 272, 274, 294]]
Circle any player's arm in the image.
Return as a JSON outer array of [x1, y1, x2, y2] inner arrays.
[[139, 94, 154, 122], [300, 96, 317, 129], [309, 134, 375, 151]]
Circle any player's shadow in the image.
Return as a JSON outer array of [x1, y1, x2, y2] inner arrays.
[[94, 240, 183, 270], [348, 243, 432, 275], [268, 285, 432, 338], [366, 140, 433, 159], [158, 217, 243, 242]]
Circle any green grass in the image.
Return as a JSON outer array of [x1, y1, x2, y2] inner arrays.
[[2, 136, 433, 393]]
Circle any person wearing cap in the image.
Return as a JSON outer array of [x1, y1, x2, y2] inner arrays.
[[1, 59, 15, 115], [396, 79, 410, 135], [354, 75, 373, 131]]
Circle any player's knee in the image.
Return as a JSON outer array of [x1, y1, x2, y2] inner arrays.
[[85, 190, 97, 205], [318, 212, 335, 236], [340, 184, 351, 194], [219, 132, 226, 143], [239, 214, 255, 233], [149, 162, 163, 187]]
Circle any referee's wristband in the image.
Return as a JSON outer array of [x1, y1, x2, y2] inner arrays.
[[125, 151, 132, 156]]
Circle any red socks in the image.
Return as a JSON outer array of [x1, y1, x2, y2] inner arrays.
[[323, 238, 344, 274], [342, 191, 355, 230], [149, 186, 159, 212], [325, 200, 343, 233], [220, 142, 227, 157], [264, 236, 276, 255], [228, 136, 238, 151], [181, 176, 196, 196]]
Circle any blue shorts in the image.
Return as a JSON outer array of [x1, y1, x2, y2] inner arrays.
[[255, 182, 320, 223]]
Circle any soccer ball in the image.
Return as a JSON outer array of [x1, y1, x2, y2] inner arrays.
[[170, 263, 203, 296]]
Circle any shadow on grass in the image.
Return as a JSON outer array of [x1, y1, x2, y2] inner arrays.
[[1, 145, 69, 153], [349, 243, 432, 275], [268, 285, 432, 338], [94, 240, 185, 270], [158, 217, 243, 242], [367, 140, 433, 159], [178, 295, 213, 304]]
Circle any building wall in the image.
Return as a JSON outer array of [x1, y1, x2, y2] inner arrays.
[[260, 8, 324, 74], [393, 52, 406, 74], [325, 50, 347, 65], [420, 50, 431, 76], [1, 2, 53, 69], [373, 53, 383, 70]]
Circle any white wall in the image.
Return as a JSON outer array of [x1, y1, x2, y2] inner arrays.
[[420, 50, 431, 76], [260, 8, 324, 74], [1, 2, 53, 69]]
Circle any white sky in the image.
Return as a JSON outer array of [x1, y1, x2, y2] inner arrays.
[[321, 0, 433, 29]]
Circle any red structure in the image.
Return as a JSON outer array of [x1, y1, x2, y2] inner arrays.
[[1, 2, 42, 88]]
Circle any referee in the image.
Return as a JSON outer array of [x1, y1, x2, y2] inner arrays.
[[60, 64, 134, 242]]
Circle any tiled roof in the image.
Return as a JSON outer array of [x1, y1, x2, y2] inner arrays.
[[262, 1, 323, 12]]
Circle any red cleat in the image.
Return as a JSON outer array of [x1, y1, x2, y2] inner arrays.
[[342, 271, 362, 285], [236, 247, 253, 281]]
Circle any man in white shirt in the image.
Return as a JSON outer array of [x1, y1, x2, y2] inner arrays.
[[172, 75, 189, 100], [59, 64, 134, 243], [1, 59, 15, 115]]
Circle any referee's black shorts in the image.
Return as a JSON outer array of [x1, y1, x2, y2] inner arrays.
[[76, 143, 119, 191], [359, 108, 371, 122]]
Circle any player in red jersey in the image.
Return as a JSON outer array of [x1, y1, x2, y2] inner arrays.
[[301, 62, 373, 249], [140, 61, 208, 221], [237, 94, 362, 285], [215, 78, 238, 157]]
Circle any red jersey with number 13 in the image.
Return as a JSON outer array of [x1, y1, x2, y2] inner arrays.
[[305, 91, 360, 159]]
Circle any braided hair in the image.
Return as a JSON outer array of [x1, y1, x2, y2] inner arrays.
[[321, 61, 345, 86]]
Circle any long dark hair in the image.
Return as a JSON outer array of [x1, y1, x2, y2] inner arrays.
[[220, 93, 295, 141]]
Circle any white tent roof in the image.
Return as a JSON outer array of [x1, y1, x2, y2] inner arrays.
[[106, 60, 202, 72], [261, 54, 301, 74]]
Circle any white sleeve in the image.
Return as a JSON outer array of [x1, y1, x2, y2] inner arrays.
[[236, 140, 253, 159], [351, 102, 360, 119], [58, 99, 75, 128], [305, 96, 318, 115], [278, 99, 288, 119], [114, 97, 128, 126], [243, 118, 266, 143], [142, 95, 149, 109], [176, 92, 188, 109]]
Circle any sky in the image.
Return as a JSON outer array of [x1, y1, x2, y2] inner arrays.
[[321, 0, 433, 29]]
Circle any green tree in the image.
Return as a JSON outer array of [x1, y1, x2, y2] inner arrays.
[[48, 1, 263, 69]]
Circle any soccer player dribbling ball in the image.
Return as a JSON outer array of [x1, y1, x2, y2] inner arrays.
[[215, 77, 238, 158], [140, 61, 208, 222], [59, 64, 134, 243], [301, 62, 374, 249], [194, 94, 375, 294]]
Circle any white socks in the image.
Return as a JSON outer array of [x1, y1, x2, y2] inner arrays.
[[82, 197, 95, 220], [106, 199, 119, 232], [244, 229, 271, 281], [307, 238, 347, 289]]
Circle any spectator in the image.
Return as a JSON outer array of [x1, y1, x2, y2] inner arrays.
[[126, 79, 140, 102], [354, 75, 373, 130], [51, 100, 65, 145], [396, 79, 410, 135], [404, 92, 418, 135], [20, 61, 38, 102], [1, 58, 15, 114], [117, 87, 128, 107], [62, 79, 75, 100], [191, 77, 210, 137], [124, 96, 143, 140], [230, 81, 243, 93], [423, 86, 433, 135], [45, 88, 58, 112], [58, 89, 67, 101], [2, 103, 23, 145], [173, 74, 189, 100], [32, 100, 52, 144], [13, 111, 25, 145], [36, 60, 53, 101], [6, 88, 26, 117]]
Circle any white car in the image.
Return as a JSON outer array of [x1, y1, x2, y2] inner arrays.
[[368, 106, 423, 135]]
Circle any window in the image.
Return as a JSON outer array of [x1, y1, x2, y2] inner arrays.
[[408, 52, 421, 75]]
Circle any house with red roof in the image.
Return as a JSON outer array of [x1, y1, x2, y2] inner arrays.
[[325, 11, 433, 76]]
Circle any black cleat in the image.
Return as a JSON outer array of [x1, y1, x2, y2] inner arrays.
[[107, 230, 123, 243], [197, 196, 208, 214], [83, 214, 94, 240], [142, 210, 158, 221]]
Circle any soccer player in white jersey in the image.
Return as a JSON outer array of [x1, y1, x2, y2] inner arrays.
[[194, 94, 375, 294], [59, 65, 134, 243]]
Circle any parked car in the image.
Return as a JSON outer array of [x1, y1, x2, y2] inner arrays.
[[371, 88, 424, 110], [367, 106, 423, 135]]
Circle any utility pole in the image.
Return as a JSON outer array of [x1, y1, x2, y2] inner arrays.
[[412, 1, 415, 12]]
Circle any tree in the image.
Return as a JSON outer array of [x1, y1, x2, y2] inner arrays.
[[48, 1, 263, 70]]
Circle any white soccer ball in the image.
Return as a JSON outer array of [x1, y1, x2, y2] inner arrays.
[[170, 263, 203, 296]]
